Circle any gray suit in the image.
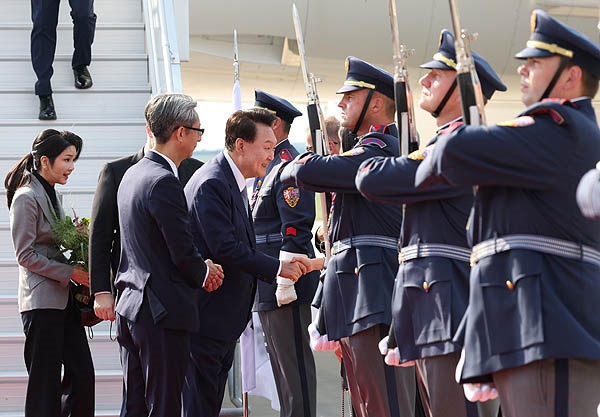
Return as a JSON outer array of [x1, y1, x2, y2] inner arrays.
[[10, 175, 73, 312], [9, 174, 94, 417]]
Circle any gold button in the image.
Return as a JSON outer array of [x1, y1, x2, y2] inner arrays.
[[506, 280, 514, 290], [354, 267, 359, 275], [423, 281, 429, 291]]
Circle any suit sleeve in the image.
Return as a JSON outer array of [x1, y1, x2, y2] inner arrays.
[[148, 175, 207, 288], [89, 162, 118, 294], [190, 178, 280, 282], [416, 121, 567, 189], [10, 192, 73, 286], [275, 164, 316, 254], [356, 155, 470, 204]]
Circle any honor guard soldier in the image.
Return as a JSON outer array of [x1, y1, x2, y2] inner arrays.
[[356, 29, 506, 417], [251, 90, 319, 417], [415, 10, 600, 417], [282, 57, 416, 417]]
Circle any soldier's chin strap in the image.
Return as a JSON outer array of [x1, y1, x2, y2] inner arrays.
[[351, 89, 375, 138], [431, 78, 457, 118], [540, 56, 570, 101]]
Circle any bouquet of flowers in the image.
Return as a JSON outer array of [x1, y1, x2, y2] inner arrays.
[[51, 210, 100, 327], [51, 209, 90, 271]]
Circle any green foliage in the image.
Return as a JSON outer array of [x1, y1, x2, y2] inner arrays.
[[51, 209, 90, 271]]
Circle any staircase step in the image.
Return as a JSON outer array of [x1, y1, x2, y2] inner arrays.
[[0, 120, 146, 155], [0, 372, 123, 414], [0, 88, 151, 120], [0, 226, 13, 259], [0, 55, 149, 89], [0, 23, 145, 56], [0, 332, 121, 374], [1, 0, 142, 24], [0, 263, 18, 298]]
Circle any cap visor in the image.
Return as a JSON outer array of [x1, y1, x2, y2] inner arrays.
[[515, 47, 555, 59]]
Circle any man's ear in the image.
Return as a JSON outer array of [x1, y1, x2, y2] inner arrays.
[[235, 137, 245, 152], [562, 64, 583, 91]]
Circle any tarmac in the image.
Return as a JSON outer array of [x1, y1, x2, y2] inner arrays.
[[222, 350, 349, 417]]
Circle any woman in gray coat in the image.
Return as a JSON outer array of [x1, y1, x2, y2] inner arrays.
[[5, 129, 94, 417]]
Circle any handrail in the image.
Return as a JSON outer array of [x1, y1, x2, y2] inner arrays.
[[142, 0, 182, 93]]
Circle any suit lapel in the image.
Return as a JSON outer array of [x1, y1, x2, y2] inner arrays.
[[30, 176, 60, 223]]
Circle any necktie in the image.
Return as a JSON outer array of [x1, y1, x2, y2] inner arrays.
[[241, 187, 250, 217]]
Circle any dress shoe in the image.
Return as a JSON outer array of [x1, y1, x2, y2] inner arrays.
[[73, 65, 93, 89], [38, 95, 57, 120]]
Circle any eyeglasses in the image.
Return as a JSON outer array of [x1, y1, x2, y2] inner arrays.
[[305, 145, 314, 152], [183, 126, 205, 136]]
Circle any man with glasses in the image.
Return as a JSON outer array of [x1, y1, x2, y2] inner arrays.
[[113, 93, 224, 417], [90, 109, 203, 324]]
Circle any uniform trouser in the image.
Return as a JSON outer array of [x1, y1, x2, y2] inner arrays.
[[259, 304, 317, 417], [21, 301, 95, 417], [116, 307, 190, 417], [416, 352, 499, 417], [340, 324, 416, 417], [493, 358, 600, 417], [30, 0, 96, 95]]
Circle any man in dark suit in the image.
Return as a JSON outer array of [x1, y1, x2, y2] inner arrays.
[[32, 0, 97, 120], [114, 93, 223, 417], [90, 138, 203, 322], [182, 108, 309, 417], [251, 90, 319, 417]]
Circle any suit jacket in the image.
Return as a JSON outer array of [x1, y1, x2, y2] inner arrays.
[[184, 152, 280, 342], [114, 151, 207, 332], [10, 175, 73, 312], [89, 147, 203, 295]]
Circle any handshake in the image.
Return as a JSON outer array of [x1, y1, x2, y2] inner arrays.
[[277, 252, 325, 307]]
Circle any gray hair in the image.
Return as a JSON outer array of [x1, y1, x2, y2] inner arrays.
[[144, 93, 199, 144]]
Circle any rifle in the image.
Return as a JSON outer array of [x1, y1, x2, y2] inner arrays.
[[448, 0, 486, 126], [232, 29, 242, 111], [292, 3, 331, 334], [385, 0, 420, 352], [387, 0, 418, 156]]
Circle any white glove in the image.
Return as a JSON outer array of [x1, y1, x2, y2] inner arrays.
[[378, 335, 414, 367], [307, 320, 338, 351], [463, 383, 499, 402], [576, 165, 600, 219], [276, 251, 303, 307], [276, 277, 297, 307]]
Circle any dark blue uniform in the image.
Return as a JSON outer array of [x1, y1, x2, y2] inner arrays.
[[284, 125, 402, 340], [252, 139, 319, 311], [283, 123, 416, 417], [357, 121, 472, 362], [416, 98, 600, 405]]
